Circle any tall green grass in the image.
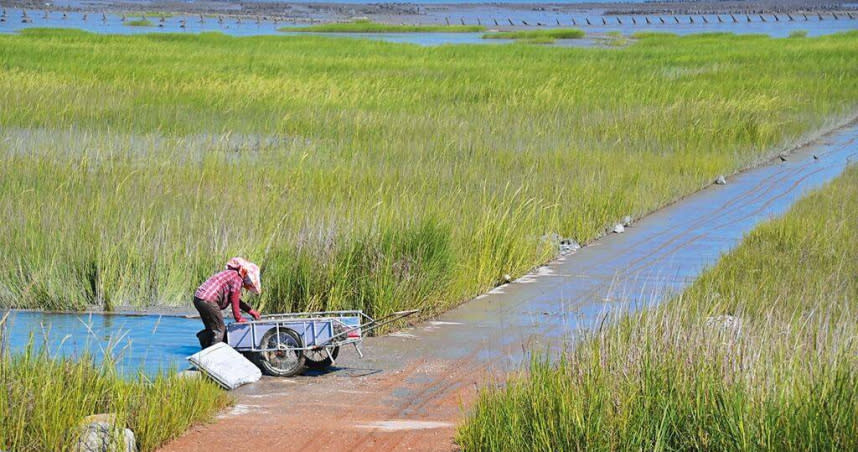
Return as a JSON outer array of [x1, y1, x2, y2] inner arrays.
[[124, 19, 154, 27], [457, 165, 858, 450], [0, 30, 856, 316], [482, 28, 585, 40], [0, 346, 231, 451]]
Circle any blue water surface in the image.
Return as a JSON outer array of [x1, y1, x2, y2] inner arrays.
[[1, 311, 201, 376]]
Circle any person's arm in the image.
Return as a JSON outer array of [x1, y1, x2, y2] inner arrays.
[[230, 281, 245, 322], [239, 300, 261, 320], [239, 300, 253, 313]]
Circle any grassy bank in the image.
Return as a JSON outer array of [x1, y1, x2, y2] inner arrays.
[[124, 19, 154, 27], [0, 348, 230, 451], [284, 20, 485, 33], [482, 28, 585, 40], [457, 165, 858, 449], [0, 30, 857, 315]]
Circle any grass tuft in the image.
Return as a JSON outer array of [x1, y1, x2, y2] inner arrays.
[[124, 19, 154, 27], [0, 346, 231, 451], [483, 28, 585, 40], [284, 20, 485, 33]]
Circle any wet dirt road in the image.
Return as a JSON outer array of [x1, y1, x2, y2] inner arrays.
[[161, 121, 858, 452]]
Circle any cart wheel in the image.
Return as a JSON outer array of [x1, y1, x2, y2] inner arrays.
[[253, 328, 305, 377], [304, 346, 340, 370]]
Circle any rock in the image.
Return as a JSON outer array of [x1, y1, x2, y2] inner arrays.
[[559, 238, 580, 253], [612, 224, 625, 234], [779, 153, 788, 162], [622, 215, 632, 226], [715, 175, 727, 185], [544, 233, 581, 254], [73, 414, 137, 452], [502, 274, 512, 283]]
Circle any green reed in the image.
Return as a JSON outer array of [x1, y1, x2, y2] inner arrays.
[[0, 346, 231, 451], [286, 20, 485, 33], [482, 28, 585, 40]]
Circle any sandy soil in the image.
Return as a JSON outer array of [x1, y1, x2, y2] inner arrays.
[[163, 356, 485, 451]]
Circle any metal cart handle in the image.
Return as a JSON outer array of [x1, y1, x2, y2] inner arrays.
[[327, 309, 419, 343]]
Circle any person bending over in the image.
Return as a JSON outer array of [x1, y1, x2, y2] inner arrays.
[[193, 257, 262, 348]]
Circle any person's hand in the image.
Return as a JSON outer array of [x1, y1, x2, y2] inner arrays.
[[249, 309, 261, 321], [237, 317, 248, 323]]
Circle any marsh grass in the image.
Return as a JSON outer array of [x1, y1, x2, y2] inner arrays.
[[0, 30, 856, 318], [514, 37, 557, 45], [631, 31, 678, 39], [457, 165, 858, 450], [124, 19, 154, 27], [483, 28, 585, 40], [0, 344, 231, 451], [285, 20, 485, 33]]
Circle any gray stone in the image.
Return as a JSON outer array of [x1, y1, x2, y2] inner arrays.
[[73, 414, 137, 452], [544, 233, 581, 254], [612, 223, 625, 234], [715, 175, 727, 185], [74, 423, 136, 452], [559, 238, 581, 254], [622, 215, 633, 226]]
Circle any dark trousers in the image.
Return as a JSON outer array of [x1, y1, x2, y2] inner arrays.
[[193, 297, 225, 349]]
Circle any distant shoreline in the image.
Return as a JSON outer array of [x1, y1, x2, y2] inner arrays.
[[2, 0, 854, 25]]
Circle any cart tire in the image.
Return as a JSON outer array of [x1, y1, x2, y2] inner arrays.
[[252, 327, 305, 377], [304, 346, 340, 370]]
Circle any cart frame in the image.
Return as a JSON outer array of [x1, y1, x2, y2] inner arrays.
[[226, 309, 417, 376]]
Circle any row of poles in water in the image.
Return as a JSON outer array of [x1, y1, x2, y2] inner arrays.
[[2, 8, 857, 27], [0, 9, 304, 26], [445, 12, 857, 27]]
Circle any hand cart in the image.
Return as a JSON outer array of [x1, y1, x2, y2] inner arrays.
[[226, 309, 418, 377]]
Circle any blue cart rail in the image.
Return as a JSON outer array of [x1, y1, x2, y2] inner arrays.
[[226, 309, 417, 376]]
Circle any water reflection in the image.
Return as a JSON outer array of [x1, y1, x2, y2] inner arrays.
[[0, 311, 200, 376]]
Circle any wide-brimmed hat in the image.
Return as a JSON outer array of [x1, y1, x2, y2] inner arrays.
[[226, 257, 261, 294]]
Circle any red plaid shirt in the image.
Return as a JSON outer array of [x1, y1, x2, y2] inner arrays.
[[195, 270, 245, 321]]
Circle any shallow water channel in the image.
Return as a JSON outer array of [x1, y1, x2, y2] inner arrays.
[[2, 122, 857, 376]]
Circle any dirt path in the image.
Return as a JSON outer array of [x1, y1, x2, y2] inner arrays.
[[161, 122, 858, 452]]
